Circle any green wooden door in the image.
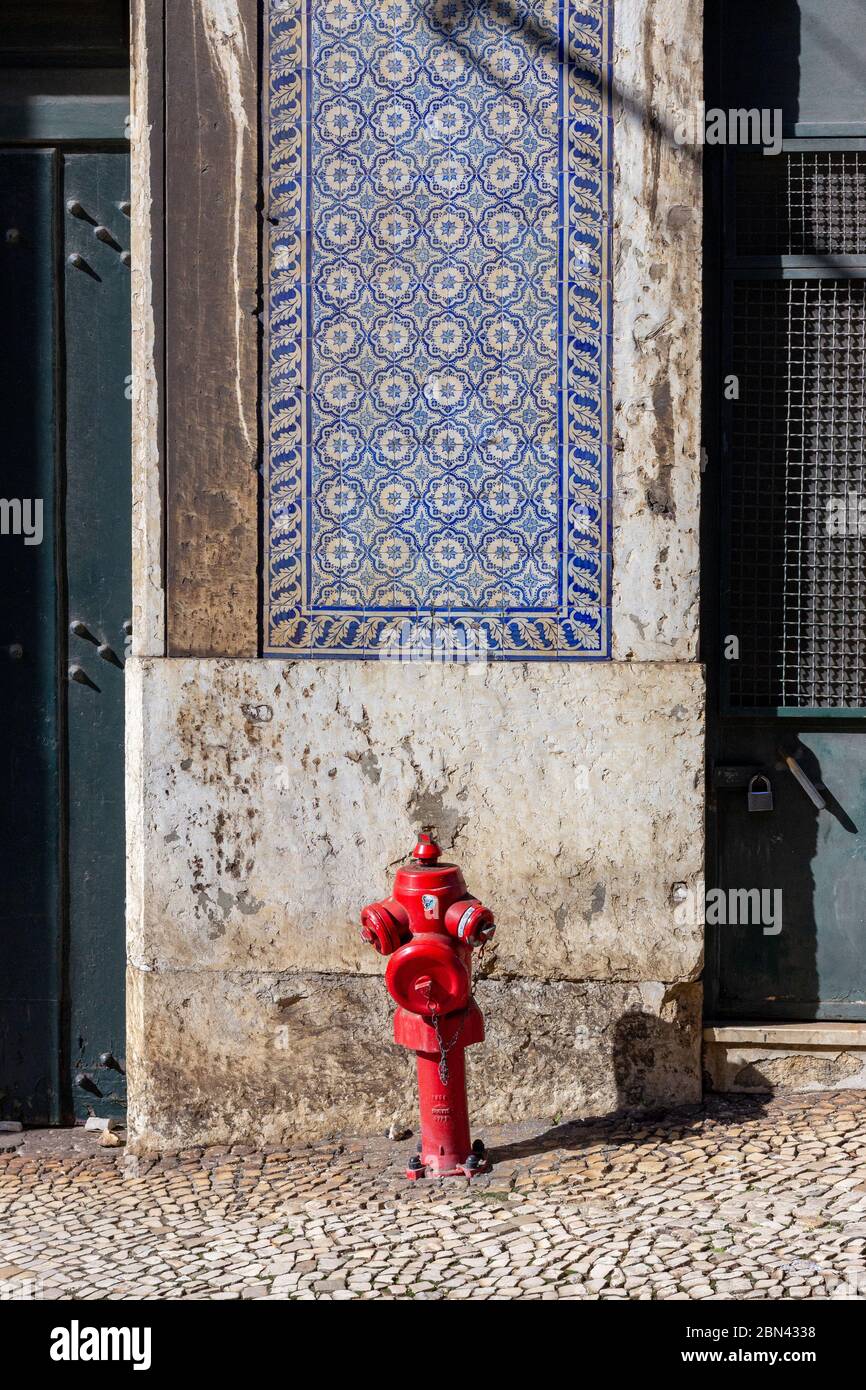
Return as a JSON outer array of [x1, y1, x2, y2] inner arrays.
[[0, 146, 130, 1123]]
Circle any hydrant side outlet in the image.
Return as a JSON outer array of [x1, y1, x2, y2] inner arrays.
[[359, 831, 495, 1180]]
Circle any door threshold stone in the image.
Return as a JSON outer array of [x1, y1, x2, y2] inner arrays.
[[703, 1021, 866, 1093]]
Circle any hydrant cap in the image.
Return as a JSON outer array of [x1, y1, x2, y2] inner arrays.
[[412, 830, 441, 864], [385, 934, 470, 1016]]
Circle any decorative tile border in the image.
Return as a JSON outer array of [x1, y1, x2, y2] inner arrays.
[[265, 0, 612, 658]]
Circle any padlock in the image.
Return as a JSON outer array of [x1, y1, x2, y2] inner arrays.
[[748, 774, 773, 812]]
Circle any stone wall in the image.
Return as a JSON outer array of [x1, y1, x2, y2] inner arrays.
[[127, 0, 705, 1151], [126, 660, 704, 1147]]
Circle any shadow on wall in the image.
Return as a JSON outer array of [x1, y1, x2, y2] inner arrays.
[[487, 1012, 769, 1165]]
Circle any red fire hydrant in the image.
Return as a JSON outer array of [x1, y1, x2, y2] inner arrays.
[[360, 830, 495, 1180]]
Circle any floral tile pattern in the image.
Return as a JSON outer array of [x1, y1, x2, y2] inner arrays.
[[265, 0, 612, 658]]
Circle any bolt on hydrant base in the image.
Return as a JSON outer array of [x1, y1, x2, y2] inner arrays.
[[360, 830, 495, 1180]]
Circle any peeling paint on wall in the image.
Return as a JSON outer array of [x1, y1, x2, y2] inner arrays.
[[612, 0, 702, 660], [200, 0, 255, 462], [128, 658, 704, 984], [130, 0, 165, 655]]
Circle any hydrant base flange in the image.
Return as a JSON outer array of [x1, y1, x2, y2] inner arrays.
[[406, 1154, 491, 1182]]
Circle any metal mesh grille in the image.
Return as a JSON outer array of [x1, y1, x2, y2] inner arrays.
[[735, 151, 866, 256], [727, 279, 866, 708]]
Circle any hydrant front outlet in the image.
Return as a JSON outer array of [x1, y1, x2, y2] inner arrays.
[[360, 830, 495, 1181]]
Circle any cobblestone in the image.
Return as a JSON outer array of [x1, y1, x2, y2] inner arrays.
[[0, 1093, 864, 1300]]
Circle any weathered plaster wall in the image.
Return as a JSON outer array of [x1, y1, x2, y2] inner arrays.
[[612, 0, 702, 660], [128, 660, 704, 985], [129, 969, 701, 1151], [126, 658, 705, 1149], [129, 0, 165, 657], [127, 0, 705, 1150]]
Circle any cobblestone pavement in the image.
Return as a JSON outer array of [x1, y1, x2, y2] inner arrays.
[[0, 1092, 864, 1300]]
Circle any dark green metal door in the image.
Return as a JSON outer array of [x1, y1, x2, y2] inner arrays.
[[706, 0, 866, 1021], [0, 146, 130, 1122], [64, 152, 130, 1118], [0, 150, 63, 1121], [712, 729, 866, 1019]]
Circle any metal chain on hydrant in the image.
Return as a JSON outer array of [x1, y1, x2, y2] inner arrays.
[[431, 1010, 465, 1086], [431, 936, 487, 1088]]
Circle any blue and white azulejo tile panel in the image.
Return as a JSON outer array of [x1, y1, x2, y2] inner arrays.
[[265, 0, 612, 659]]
